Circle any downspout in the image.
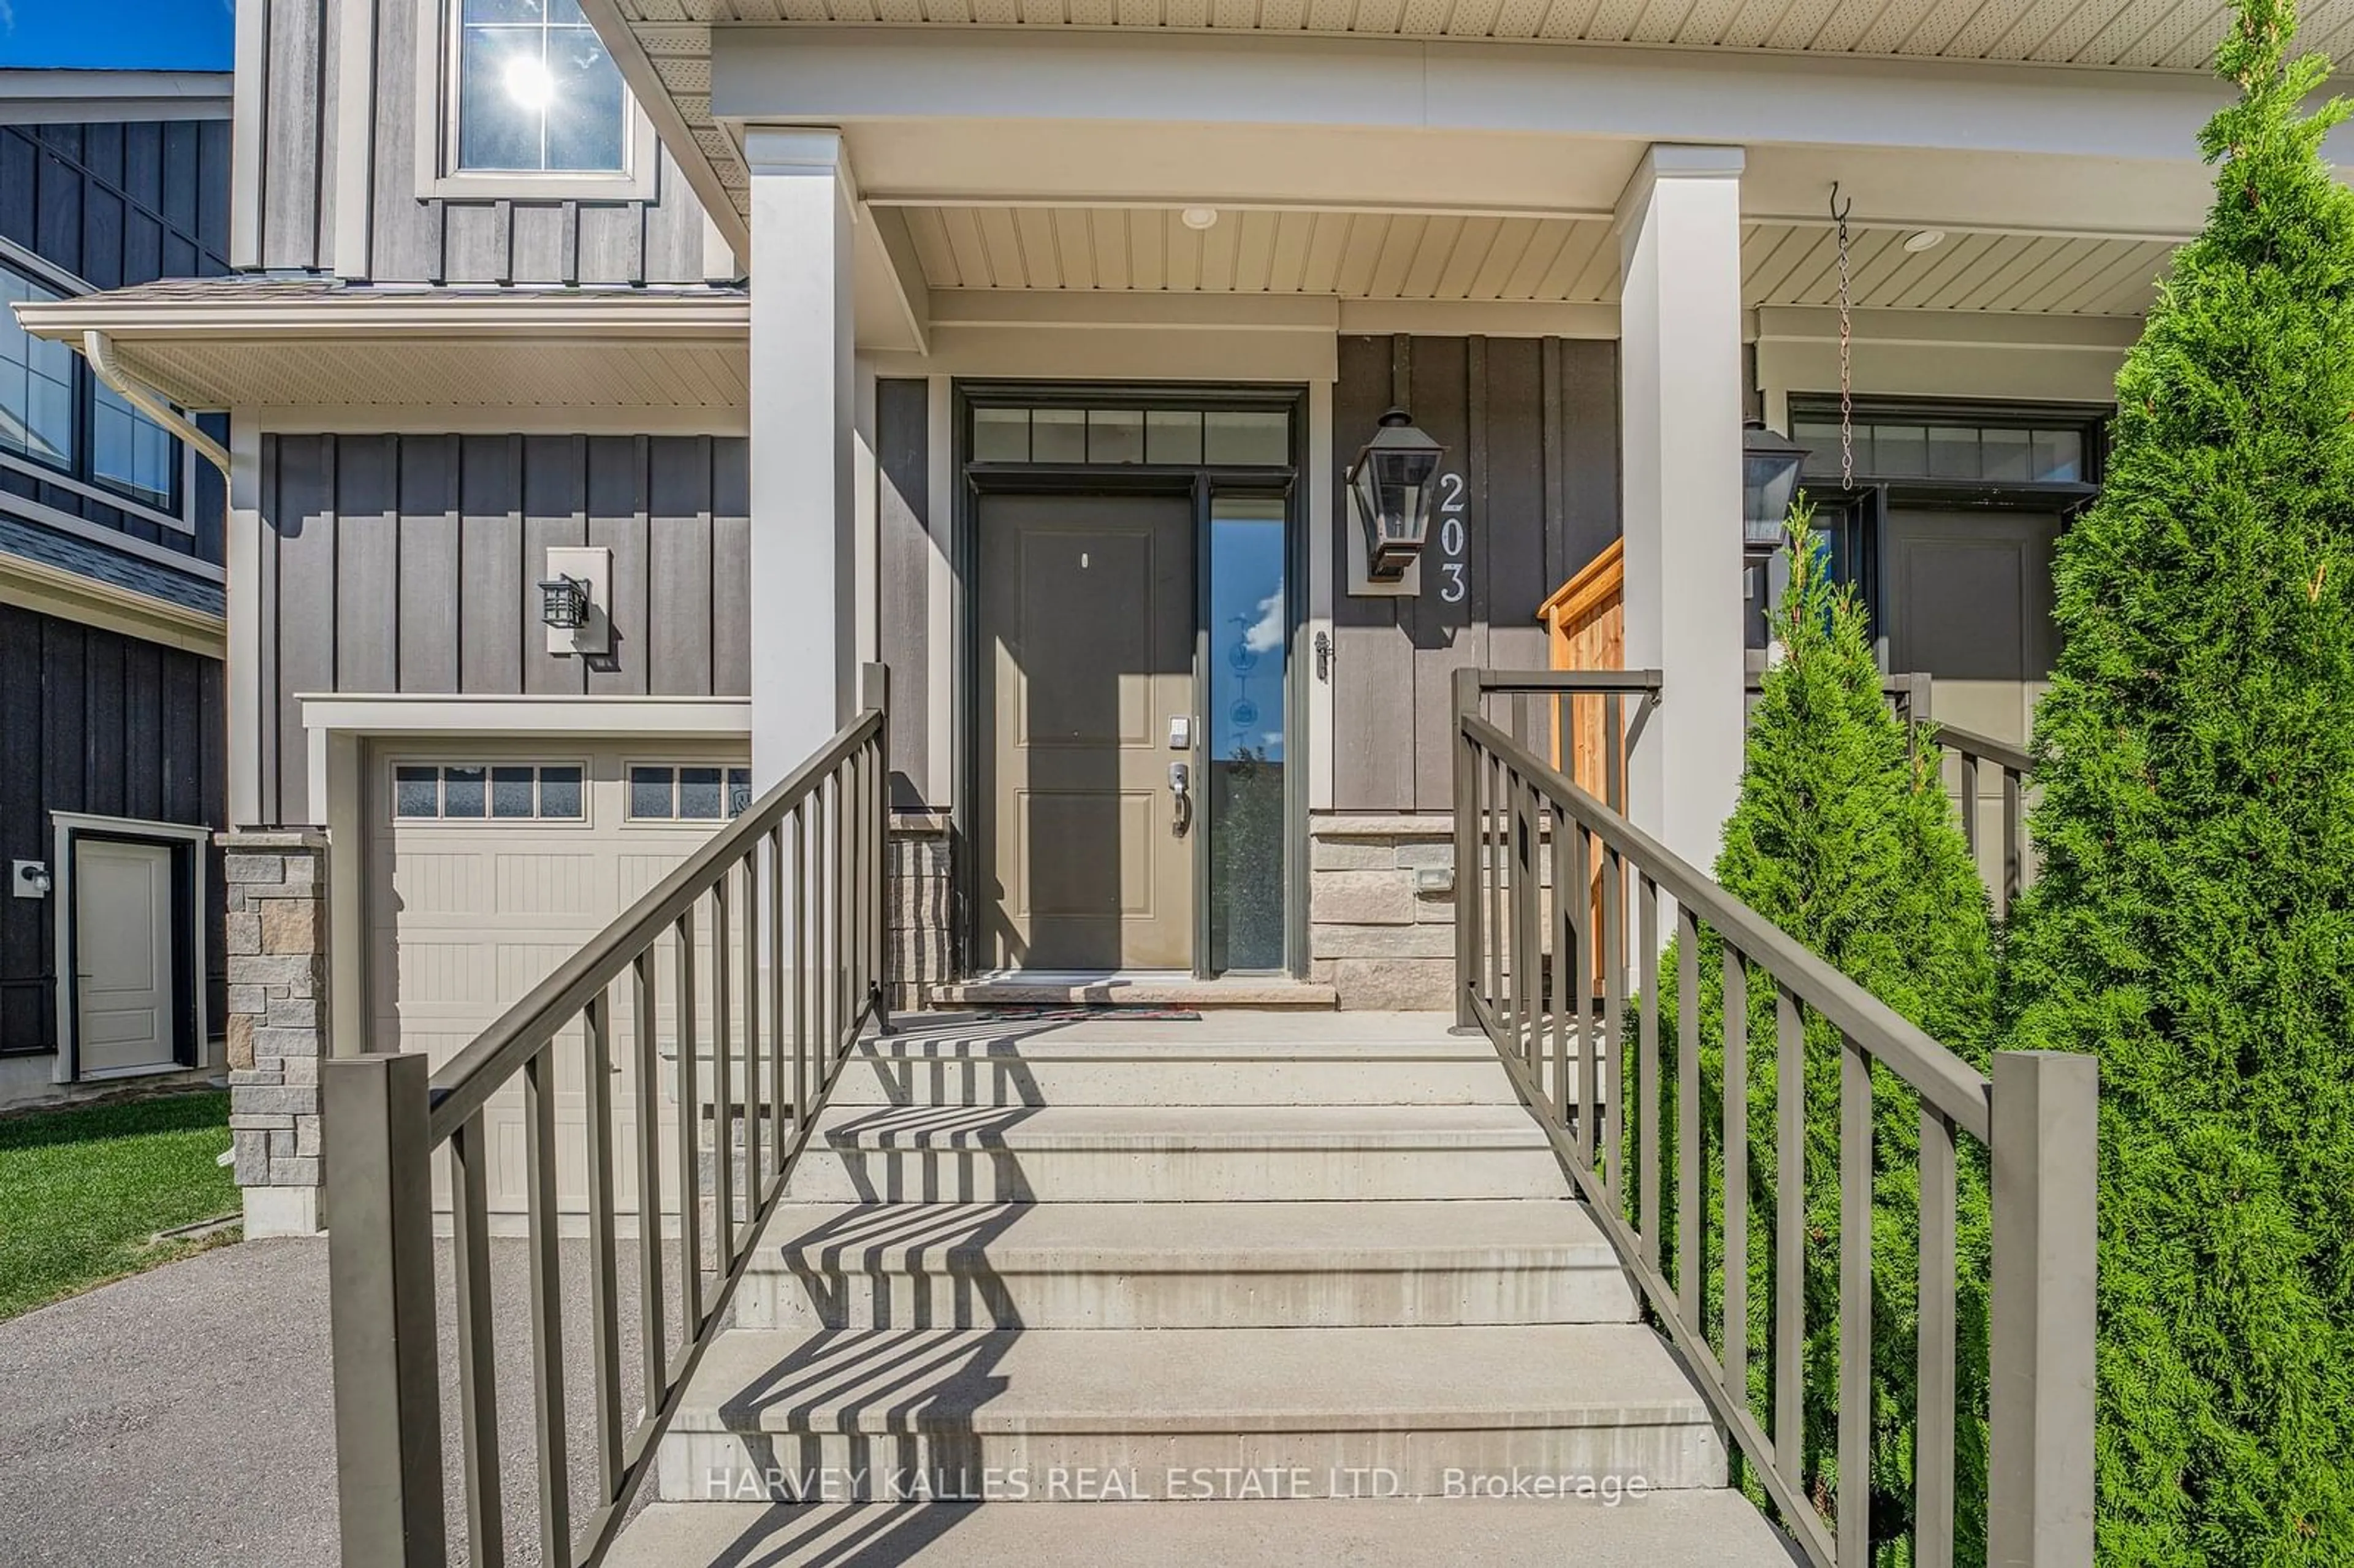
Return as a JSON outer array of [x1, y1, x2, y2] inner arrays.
[[82, 329, 230, 479]]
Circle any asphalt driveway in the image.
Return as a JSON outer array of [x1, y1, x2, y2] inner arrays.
[[0, 1233, 669, 1568]]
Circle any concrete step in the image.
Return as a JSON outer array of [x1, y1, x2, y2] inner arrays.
[[833, 1035, 1521, 1108], [733, 1198, 1638, 1330], [782, 1105, 1565, 1205], [656, 1322, 1729, 1502], [611, 1494, 1801, 1567]]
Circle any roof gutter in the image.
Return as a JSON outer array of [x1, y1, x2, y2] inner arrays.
[[82, 330, 231, 480]]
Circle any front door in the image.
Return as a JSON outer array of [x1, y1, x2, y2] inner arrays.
[[978, 492, 1197, 971], [74, 838, 178, 1075]]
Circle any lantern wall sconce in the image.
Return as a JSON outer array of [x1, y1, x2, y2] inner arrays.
[[1742, 418, 1810, 546], [539, 546, 612, 657], [1346, 407, 1446, 597]]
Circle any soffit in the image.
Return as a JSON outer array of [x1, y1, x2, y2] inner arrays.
[[897, 204, 2168, 314]]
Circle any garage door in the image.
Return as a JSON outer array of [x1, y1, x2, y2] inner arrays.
[[369, 742, 752, 1214]]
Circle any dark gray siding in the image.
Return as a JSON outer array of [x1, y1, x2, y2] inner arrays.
[[0, 604, 227, 1054], [877, 378, 930, 809], [251, 0, 710, 283], [0, 119, 232, 565], [1332, 334, 1620, 813], [257, 433, 750, 821]]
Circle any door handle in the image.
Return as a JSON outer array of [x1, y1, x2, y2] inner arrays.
[[1169, 761, 1192, 837]]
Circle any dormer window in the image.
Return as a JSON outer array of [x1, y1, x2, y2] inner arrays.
[[453, 0, 627, 174]]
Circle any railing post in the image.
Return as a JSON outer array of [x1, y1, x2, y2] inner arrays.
[[1452, 667, 1483, 1029], [1989, 1049, 2099, 1568], [322, 1052, 446, 1568], [859, 660, 891, 1036]]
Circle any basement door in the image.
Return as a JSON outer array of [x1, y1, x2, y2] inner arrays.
[[73, 839, 178, 1075], [977, 492, 1197, 972]]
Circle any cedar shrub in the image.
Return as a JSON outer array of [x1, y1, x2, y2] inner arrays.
[[2001, 0, 2354, 1556], [1656, 512, 1997, 1560]]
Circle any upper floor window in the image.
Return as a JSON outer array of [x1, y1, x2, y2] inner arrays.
[[1, 262, 183, 520], [455, 0, 628, 175]]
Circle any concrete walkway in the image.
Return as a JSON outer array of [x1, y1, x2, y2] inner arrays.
[[0, 1233, 665, 1568]]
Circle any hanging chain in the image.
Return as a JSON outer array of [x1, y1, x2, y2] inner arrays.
[[1832, 183, 1856, 490]]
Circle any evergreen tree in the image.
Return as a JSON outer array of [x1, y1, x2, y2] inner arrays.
[[1658, 513, 1997, 1559], [2002, 0, 2354, 1555]]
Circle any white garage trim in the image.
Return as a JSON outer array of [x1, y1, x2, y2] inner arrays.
[[298, 695, 753, 1064]]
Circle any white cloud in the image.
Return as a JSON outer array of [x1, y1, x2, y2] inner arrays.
[[1243, 588, 1284, 655]]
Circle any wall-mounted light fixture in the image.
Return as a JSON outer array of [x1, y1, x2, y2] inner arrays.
[[1742, 418, 1810, 545], [1347, 408, 1445, 588], [539, 546, 612, 657], [537, 574, 589, 630]]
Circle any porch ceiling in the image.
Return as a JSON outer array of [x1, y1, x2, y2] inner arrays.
[[893, 205, 2168, 316]]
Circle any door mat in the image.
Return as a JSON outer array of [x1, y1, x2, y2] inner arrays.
[[973, 1007, 1203, 1022]]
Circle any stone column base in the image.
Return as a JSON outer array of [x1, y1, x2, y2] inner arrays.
[[1308, 814, 1459, 1010], [220, 828, 330, 1238], [888, 812, 953, 1011]]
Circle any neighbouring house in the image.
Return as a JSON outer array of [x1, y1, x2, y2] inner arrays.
[[0, 70, 232, 1111], [7, 0, 2206, 1220]]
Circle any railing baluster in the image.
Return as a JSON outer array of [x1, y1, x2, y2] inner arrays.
[[768, 827, 788, 1187], [1515, 767, 1541, 1071], [2002, 766, 2023, 918], [1572, 818, 1594, 1166], [1917, 1102, 1959, 1568], [672, 908, 702, 1336], [793, 802, 810, 1133], [710, 871, 734, 1271], [1485, 751, 1504, 1017], [1547, 799, 1571, 1123], [1775, 983, 1805, 1484], [741, 852, 762, 1221], [1959, 749, 1981, 859], [1722, 941, 1750, 1415], [448, 1111, 503, 1568], [1604, 690, 1625, 816], [582, 989, 624, 1509], [1839, 1032, 1874, 1565], [523, 1039, 572, 1560], [1601, 842, 1625, 1201], [1452, 671, 1484, 1030], [630, 951, 664, 1423], [1676, 901, 1702, 1327], [1638, 874, 1661, 1266]]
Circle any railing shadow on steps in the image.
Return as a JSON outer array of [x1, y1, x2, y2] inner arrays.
[[321, 665, 894, 1568], [1453, 669, 2095, 1568]]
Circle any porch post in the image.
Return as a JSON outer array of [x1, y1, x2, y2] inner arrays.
[[1616, 145, 1746, 873], [745, 127, 858, 789]]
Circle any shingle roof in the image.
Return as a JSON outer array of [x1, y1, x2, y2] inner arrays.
[[0, 511, 224, 619]]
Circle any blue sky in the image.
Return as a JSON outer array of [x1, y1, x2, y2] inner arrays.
[[0, 0, 234, 72]]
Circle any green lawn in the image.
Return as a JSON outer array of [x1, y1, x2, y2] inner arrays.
[[0, 1090, 240, 1321]]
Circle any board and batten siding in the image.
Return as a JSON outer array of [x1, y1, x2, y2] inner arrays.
[[0, 118, 231, 565], [246, 0, 710, 283], [0, 604, 227, 1055], [257, 433, 749, 823], [876, 377, 931, 809], [1331, 333, 1620, 813]]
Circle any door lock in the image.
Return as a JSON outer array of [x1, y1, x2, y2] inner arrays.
[[1169, 761, 1192, 837], [1168, 715, 1192, 750]]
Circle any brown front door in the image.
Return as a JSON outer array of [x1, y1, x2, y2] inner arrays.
[[977, 492, 1197, 971]]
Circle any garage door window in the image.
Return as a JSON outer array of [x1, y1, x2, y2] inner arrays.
[[394, 763, 585, 820], [629, 765, 753, 822]]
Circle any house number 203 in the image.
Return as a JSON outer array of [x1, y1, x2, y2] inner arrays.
[[1436, 471, 1469, 604]]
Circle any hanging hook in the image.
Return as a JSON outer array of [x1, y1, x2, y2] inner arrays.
[[1829, 181, 1853, 225]]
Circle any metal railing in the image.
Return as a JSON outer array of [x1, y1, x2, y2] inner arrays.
[[1453, 671, 2095, 1568], [1926, 722, 2036, 918], [1466, 668, 1662, 821], [322, 665, 891, 1568]]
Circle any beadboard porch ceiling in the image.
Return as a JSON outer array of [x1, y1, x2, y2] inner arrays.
[[893, 208, 2171, 316]]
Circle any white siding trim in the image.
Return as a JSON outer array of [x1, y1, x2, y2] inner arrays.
[[297, 693, 752, 737]]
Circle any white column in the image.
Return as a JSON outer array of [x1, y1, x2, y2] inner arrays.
[[746, 127, 858, 791], [1617, 144, 1746, 873]]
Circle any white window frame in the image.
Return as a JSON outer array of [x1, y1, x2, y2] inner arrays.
[[386, 758, 592, 826], [415, 0, 660, 203], [623, 759, 754, 826]]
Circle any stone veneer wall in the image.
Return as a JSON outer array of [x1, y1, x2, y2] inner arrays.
[[219, 829, 329, 1238], [888, 813, 953, 1011], [1308, 815, 1459, 1010]]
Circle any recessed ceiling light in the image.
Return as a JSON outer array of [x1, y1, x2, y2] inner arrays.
[[1903, 229, 1947, 253], [1180, 207, 1219, 231]]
